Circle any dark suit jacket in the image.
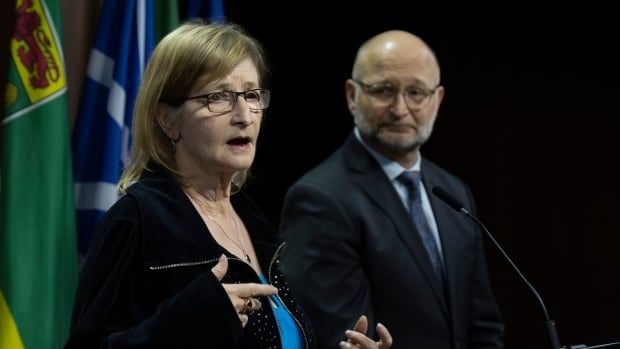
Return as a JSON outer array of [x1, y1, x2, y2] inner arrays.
[[280, 133, 504, 349], [66, 168, 315, 348]]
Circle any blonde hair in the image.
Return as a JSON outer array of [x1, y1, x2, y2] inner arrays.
[[118, 21, 268, 193]]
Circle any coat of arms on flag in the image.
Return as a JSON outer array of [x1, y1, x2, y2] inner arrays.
[[5, 0, 66, 124]]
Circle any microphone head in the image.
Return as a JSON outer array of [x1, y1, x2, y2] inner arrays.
[[432, 186, 465, 212]]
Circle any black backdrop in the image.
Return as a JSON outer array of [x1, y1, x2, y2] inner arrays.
[[226, 2, 620, 348]]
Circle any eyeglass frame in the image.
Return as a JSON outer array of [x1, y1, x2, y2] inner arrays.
[[351, 78, 440, 109], [165, 88, 271, 113]]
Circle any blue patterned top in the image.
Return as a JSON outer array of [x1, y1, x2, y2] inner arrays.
[[258, 274, 302, 349]]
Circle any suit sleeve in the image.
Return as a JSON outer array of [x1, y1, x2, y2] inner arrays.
[[279, 182, 375, 349], [65, 198, 243, 349], [464, 187, 505, 348]]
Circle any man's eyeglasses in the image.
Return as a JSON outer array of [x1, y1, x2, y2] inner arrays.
[[352, 79, 439, 110], [181, 88, 271, 113]]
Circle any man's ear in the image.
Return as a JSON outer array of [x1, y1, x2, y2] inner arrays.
[[155, 103, 179, 140], [345, 79, 357, 115], [435, 85, 445, 106]]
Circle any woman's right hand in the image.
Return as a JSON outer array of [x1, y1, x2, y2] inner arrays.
[[340, 315, 393, 349], [211, 254, 278, 327]]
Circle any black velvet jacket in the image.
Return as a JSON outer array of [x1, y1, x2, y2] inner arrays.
[[65, 168, 315, 349]]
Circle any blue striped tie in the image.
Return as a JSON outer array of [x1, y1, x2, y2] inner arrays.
[[398, 171, 445, 287]]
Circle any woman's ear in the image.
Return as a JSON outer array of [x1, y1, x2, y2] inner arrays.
[[155, 103, 179, 140]]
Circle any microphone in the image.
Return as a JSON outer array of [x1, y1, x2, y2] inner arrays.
[[431, 186, 620, 349], [431, 186, 560, 348]]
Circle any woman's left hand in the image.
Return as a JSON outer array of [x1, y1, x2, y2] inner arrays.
[[339, 315, 392, 349]]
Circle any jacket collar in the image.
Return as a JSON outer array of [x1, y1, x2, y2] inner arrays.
[[126, 167, 279, 272], [342, 134, 449, 316]]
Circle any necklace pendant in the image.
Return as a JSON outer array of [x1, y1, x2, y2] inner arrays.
[[245, 254, 251, 264]]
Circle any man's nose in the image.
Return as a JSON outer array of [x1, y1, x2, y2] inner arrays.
[[390, 93, 410, 117]]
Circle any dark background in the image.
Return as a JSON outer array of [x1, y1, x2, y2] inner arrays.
[[228, 2, 620, 348]]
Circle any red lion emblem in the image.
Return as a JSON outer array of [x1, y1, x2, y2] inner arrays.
[[14, 0, 60, 89]]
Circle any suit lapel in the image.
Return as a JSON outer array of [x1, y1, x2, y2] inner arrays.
[[343, 135, 449, 316], [422, 164, 470, 330]]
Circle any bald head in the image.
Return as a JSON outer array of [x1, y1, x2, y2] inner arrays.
[[352, 30, 440, 86]]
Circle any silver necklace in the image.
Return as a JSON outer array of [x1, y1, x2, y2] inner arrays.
[[208, 214, 251, 264]]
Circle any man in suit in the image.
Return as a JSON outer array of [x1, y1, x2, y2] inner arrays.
[[279, 30, 504, 349]]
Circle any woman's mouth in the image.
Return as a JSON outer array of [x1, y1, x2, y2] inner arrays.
[[226, 136, 253, 150]]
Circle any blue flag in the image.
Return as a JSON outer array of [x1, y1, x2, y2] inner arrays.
[[73, 0, 225, 255], [185, 0, 225, 22], [72, 0, 155, 254]]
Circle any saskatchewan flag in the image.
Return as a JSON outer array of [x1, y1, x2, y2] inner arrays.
[[1, 0, 77, 348]]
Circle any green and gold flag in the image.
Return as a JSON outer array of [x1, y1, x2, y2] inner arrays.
[[1, 0, 77, 348]]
